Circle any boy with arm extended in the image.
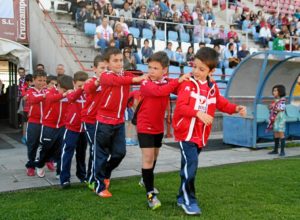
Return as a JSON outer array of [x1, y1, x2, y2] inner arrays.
[[60, 71, 89, 188], [25, 71, 47, 176], [94, 47, 146, 198], [81, 55, 107, 189], [137, 51, 189, 210], [35, 75, 74, 178], [173, 47, 246, 215]]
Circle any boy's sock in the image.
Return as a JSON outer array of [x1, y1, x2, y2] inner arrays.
[[142, 168, 154, 193], [269, 138, 279, 154], [280, 138, 286, 156]]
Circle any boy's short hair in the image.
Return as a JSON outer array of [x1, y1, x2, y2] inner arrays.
[[57, 75, 73, 90], [33, 70, 47, 79], [36, 64, 44, 69], [25, 74, 33, 82], [147, 51, 169, 68], [195, 47, 219, 70], [199, 42, 206, 46], [46, 75, 57, 84], [18, 67, 25, 72], [73, 71, 88, 82], [278, 31, 284, 36], [103, 47, 122, 62], [94, 55, 105, 67], [273, 84, 286, 97]]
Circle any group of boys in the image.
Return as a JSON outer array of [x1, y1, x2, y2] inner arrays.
[[24, 47, 246, 216]]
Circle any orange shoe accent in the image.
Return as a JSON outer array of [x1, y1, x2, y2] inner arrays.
[[98, 189, 112, 198], [104, 178, 110, 189]]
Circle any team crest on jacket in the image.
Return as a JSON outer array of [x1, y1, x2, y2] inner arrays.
[[184, 86, 190, 91]]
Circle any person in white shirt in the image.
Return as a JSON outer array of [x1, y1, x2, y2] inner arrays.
[[170, 4, 182, 17], [94, 17, 113, 51], [259, 23, 272, 48]]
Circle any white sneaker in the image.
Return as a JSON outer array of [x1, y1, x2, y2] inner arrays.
[[139, 178, 160, 194], [37, 167, 45, 178]]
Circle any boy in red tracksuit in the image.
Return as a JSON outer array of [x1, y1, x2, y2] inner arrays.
[[25, 71, 47, 176], [173, 47, 247, 215], [60, 71, 89, 188], [81, 55, 107, 190], [35, 75, 74, 178], [94, 47, 146, 198], [136, 51, 189, 210]]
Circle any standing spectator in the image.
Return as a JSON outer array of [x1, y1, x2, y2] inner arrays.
[[56, 64, 65, 76], [94, 17, 113, 51], [237, 44, 250, 60], [125, 34, 141, 64], [141, 39, 153, 64], [123, 48, 137, 70]]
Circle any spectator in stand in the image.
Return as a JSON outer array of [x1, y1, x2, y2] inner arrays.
[[90, 1, 103, 26], [267, 12, 277, 28], [94, 16, 113, 52], [164, 42, 175, 61], [56, 64, 65, 76], [281, 14, 290, 27], [119, 15, 130, 35], [181, 5, 193, 24], [203, 7, 214, 22], [242, 15, 255, 36], [123, 47, 137, 70], [226, 37, 238, 51], [179, 0, 190, 13], [275, 13, 283, 29], [125, 33, 141, 64], [113, 22, 126, 49], [119, 2, 133, 26], [272, 31, 285, 51], [103, 3, 119, 27], [237, 44, 250, 60], [112, 0, 125, 9], [192, 7, 203, 25], [231, 7, 241, 26], [185, 46, 195, 65], [214, 25, 227, 45], [75, 5, 90, 30], [227, 25, 239, 44], [193, 0, 202, 11], [97, 0, 108, 8], [147, 11, 158, 33], [135, 4, 149, 37], [213, 44, 224, 69], [197, 42, 206, 53], [206, 20, 219, 43], [256, 10, 264, 23], [170, 4, 181, 17], [290, 16, 299, 29], [295, 9, 300, 20], [249, 10, 256, 22], [194, 19, 210, 44], [174, 47, 185, 65], [224, 43, 239, 68], [141, 39, 153, 64], [259, 23, 272, 49]]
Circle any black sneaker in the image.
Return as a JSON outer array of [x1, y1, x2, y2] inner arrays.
[[61, 181, 71, 189]]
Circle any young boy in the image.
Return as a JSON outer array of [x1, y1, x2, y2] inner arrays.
[[46, 75, 58, 90], [173, 47, 246, 215], [25, 71, 47, 176], [81, 55, 107, 190], [94, 47, 146, 197], [137, 51, 189, 210], [35, 75, 73, 178], [60, 71, 89, 188]]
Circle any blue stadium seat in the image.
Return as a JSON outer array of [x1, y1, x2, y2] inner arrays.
[[168, 31, 178, 41], [216, 82, 227, 96], [169, 65, 181, 79], [155, 29, 165, 41], [180, 32, 190, 43], [225, 68, 235, 81], [183, 66, 193, 74], [285, 104, 299, 122], [129, 27, 140, 39], [256, 104, 270, 123], [142, 28, 153, 39], [136, 64, 148, 73], [212, 68, 223, 81], [84, 23, 96, 36]]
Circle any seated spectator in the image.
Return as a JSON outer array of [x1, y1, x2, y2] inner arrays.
[[119, 15, 130, 36], [119, 2, 133, 26], [75, 5, 90, 30], [113, 22, 126, 49], [185, 46, 195, 65], [103, 3, 119, 27], [231, 7, 241, 26], [249, 10, 257, 21], [275, 13, 283, 29], [214, 25, 227, 45], [196, 42, 206, 53], [112, 0, 125, 9], [147, 11, 158, 33], [259, 23, 272, 48], [125, 34, 141, 64], [242, 15, 256, 38], [227, 25, 239, 44], [170, 4, 181, 17], [206, 21, 219, 43], [226, 37, 238, 51], [164, 42, 175, 61], [282, 14, 290, 27], [194, 19, 210, 44], [192, 7, 203, 25], [174, 47, 185, 65], [179, 0, 190, 13], [237, 44, 250, 60], [98, 0, 108, 8], [203, 7, 214, 22], [151, 0, 163, 20], [295, 9, 300, 20], [224, 43, 239, 68], [256, 10, 264, 23], [135, 4, 149, 37], [123, 47, 137, 70], [141, 39, 153, 64], [181, 5, 193, 24], [272, 31, 285, 51], [94, 17, 113, 51], [89, 2, 103, 26], [267, 12, 277, 28]]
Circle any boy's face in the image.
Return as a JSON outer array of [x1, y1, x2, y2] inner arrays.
[[192, 58, 215, 81], [18, 69, 25, 78], [73, 80, 85, 90], [108, 54, 123, 73], [34, 76, 46, 90], [148, 61, 167, 81], [48, 80, 57, 89], [94, 61, 107, 77]]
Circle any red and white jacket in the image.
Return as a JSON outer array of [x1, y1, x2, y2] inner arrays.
[[65, 89, 86, 132], [81, 76, 102, 124], [21, 84, 31, 113], [137, 78, 179, 134], [26, 87, 46, 124], [42, 88, 69, 129], [172, 78, 237, 148], [96, 70, 135, 125]]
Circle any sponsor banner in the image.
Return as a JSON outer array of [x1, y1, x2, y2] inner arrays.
[[0, 0, 29, 44]]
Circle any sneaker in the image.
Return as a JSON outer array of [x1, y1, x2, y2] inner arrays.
[[37, 167, 45, 178], [268, 150, 278, 155], [55, 174, 60, 180], [26, 168, 35, 176], [104, 178, 110, 189], [61, 181, 71, 189], [46, 161, 55, 172], [87, 182, 95, 191], [177, 196, 184, 207], [147, 193, 161, 210], [98, 189, 112, 198], [181, 203, 202, 215], [139, 178, 160, 194], [279, 151, 285, 157], [21, 136, 26, 145]]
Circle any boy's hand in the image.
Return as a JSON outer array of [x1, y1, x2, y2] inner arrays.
[[236, 105, 247, 117], [196, 111, 213, 125], [132, 74, 148, 83], [178, 74, 190, 83], [63, 90, 73, 97]]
